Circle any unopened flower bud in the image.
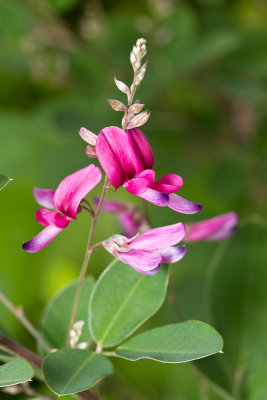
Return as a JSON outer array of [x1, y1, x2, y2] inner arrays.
[[136, 61, 147, 85], [85, 145, 97, 158], [129, 103, 145, 114], [69, 320, 84, 349], [107, 99, 127, 112], [127, 111, 150, 129], [130, 52, 137, 65], [79, 127, 97, 145], [114, 77, 130, 95], [77, 342, 88, 350], [136, 38, 146, 47]]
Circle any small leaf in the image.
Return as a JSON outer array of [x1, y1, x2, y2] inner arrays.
[[43, 349, 113, 395], [39, 278, 94, 355], [107, 99, 127, 112], [89, 260, 168, 348], [114, 78, 130, 95], [0, 174, 13, 191], [116, 321, 223, 363], [127, 111, 150, 129], [129, 103, 145, 114], [0, 359, 34, 387]]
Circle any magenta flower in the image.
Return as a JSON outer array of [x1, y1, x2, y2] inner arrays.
[[95, 126, 202, 214], [102, 222, 186, 275], [184, 212, 238, 242], [94, 198, 147, 238], [22, 165, 102, 253]]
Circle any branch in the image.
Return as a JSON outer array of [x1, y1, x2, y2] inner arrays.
[[0, 291, 50, 352], [0, 332, 101, 400]]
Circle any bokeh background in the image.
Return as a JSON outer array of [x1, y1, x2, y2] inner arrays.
[[1, 0, 267, 399]]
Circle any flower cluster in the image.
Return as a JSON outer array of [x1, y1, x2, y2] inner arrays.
[[23, 38, 238, 276]]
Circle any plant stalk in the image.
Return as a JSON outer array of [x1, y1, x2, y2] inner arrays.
[[0, 332, 101, 400], [66, 176, 110, 347], [0, 291, 50, 352]]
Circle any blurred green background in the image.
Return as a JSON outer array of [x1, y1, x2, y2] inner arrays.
[[0, 0, 267, 399]]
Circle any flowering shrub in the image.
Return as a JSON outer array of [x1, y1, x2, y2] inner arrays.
[[0, 40, 239, 399]]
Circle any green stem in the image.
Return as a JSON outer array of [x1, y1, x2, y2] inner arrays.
[[0, 291, 50, 352], [66, 176, 110, 347]]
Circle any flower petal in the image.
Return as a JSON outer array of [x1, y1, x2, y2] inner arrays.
[[94, 198, 127, 213], [36, 209, 71, 228], [185, 212, 238, 242], [118, 212, 141, 238], [124, 169, 156, 195], [22, 226, 63, 253], [168, 193, 202, 214], [129, 222, 186, 251], [150, 174, 183, 194], [33, 188, 56, 209], [127, 128, 154, 174], [156, 245, 186, 264], [208, 227, 237, 241], [137, 188, 169, 207], [96, 126, 136, 188], [118, 249, 163, 275], [54, 165, 102, 219]]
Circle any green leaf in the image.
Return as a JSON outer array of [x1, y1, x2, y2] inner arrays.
[[39, 277, 94, 355], [0, 174, 12, 191], [43, 349, 113, 395], [0, 359, 33, 387], [115, 321, 223, 363], [89, 260, 168, 348]]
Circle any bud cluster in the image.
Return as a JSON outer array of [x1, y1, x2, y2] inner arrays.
[[107, 38, 150, 131], [130, 38, 147, 71], [69, 320, 88, 349]]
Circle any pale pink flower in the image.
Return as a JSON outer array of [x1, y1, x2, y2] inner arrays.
[[184, 212, 238, 242], [102, 222, 186, 275]]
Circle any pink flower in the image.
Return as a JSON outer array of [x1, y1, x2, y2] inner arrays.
[[184, 212, 238, 242], [22, 165, 102, 253], [94, 198, 147, 238], [95, 126, 202, 214], [102, 222, 186, 275]]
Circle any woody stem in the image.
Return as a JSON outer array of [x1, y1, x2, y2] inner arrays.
[[0, 291, 50, 352], [66, 176, 110, 348]]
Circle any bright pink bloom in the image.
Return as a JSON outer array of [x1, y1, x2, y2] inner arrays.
[[95, 126, 202, 214], [184, 212, 238, 242], [102, 222, 186, 275], [22, 165, 102, 253]]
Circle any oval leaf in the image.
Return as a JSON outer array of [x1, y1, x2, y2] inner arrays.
[[39, 277, 94, 355], [89, 260, 168, 348], [43, 349, 113, 395], [115, 320, 223, 363], [0, 174, 12, 191], [0, 359, 33, 387]]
